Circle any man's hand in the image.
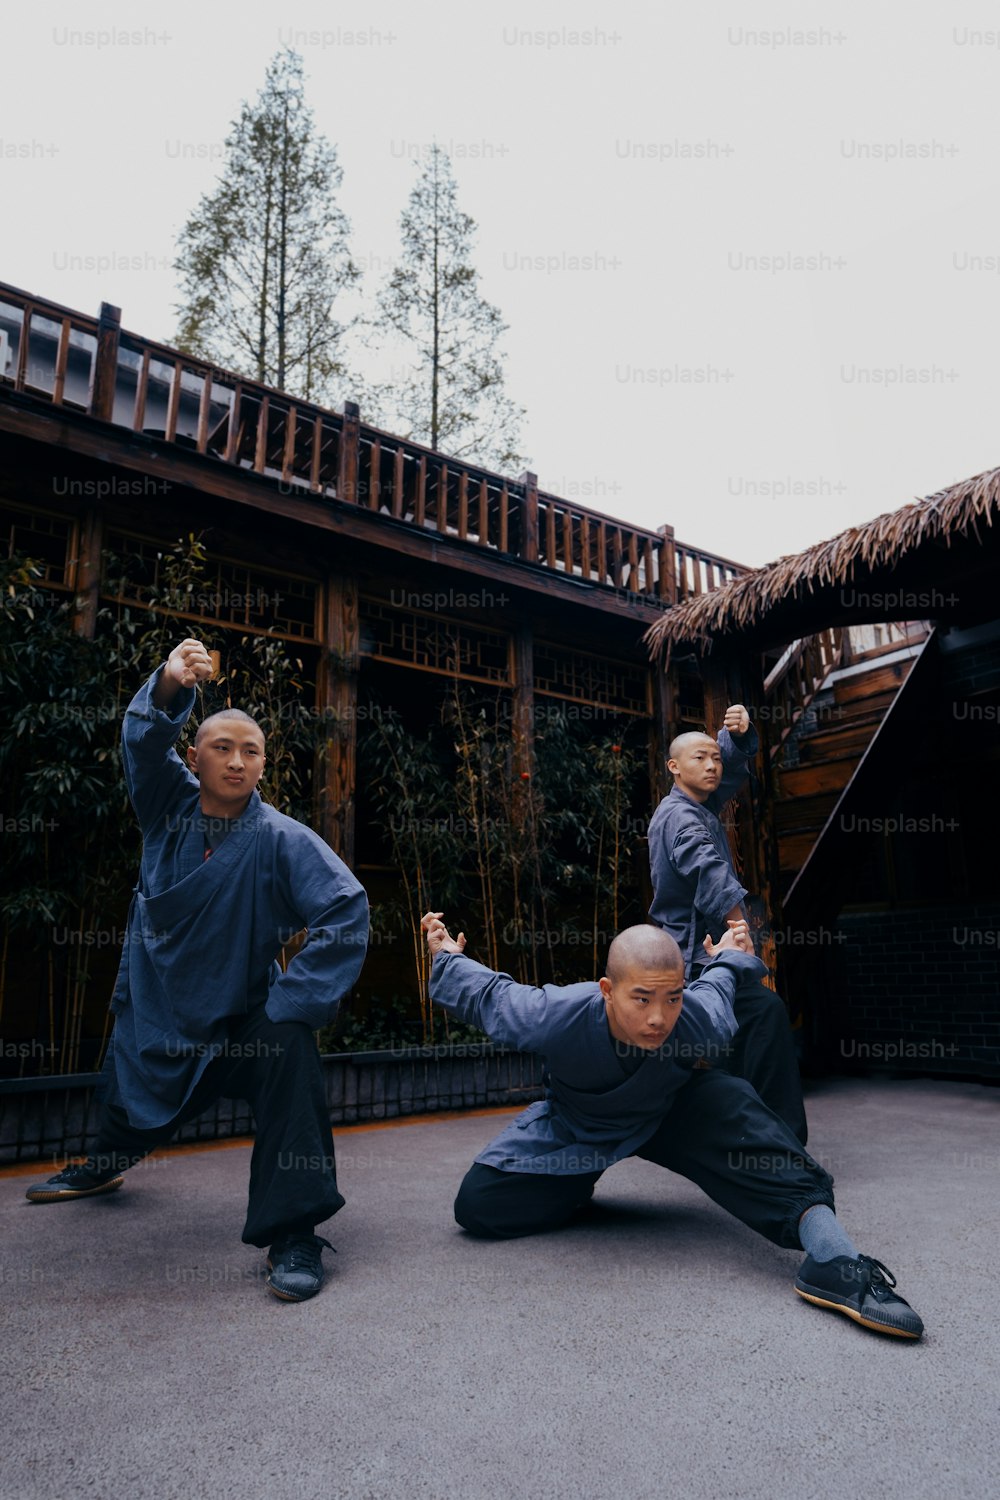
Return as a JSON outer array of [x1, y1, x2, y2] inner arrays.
[[421, 911, 466, 958], [165, 639, 215, 689], [723, 703, 750, 736], [703, 919, 754, 960]]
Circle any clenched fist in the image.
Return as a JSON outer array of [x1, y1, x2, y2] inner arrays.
[[723, 703, 750, 736], [165, 639, 215, 689]]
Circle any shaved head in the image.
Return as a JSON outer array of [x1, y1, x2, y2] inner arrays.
[[668, 730, 715, 760], [195, 709, 265, 746], [605, 925, 683, 984]]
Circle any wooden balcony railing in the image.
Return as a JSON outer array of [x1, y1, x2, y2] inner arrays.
[[0, 281, 745, 606]]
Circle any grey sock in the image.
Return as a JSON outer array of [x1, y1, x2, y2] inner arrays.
[[798, 1204, 859, 1263]]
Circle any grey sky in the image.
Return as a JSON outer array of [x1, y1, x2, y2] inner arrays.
[[5, 0, 1000, 566]]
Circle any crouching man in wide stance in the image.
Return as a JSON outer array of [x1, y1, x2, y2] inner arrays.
[[421, 911, 923, 1340], [26, 639, 369, 1303]]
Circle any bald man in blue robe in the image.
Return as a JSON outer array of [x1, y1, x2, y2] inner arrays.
[[26, 639, 369, 1302], [648, 704, 807, 1143], [423, 912, 924, 1339]]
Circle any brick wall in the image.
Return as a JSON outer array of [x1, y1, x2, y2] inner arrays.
[[829, 906, 1000, 1077]]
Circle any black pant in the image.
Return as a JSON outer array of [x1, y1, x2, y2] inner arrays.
[[89, 1008, 344, 1248], [455, 1070, 833, 1249], [705, 970, 808, 1146]]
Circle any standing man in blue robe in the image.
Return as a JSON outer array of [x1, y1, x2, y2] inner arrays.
[[647, 703, 808, 1143], [422, 911, 923, 1340], [26, 638, 370, 1303]]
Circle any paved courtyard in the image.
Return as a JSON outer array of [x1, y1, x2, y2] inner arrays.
[[2, 1075, 998, 1500]]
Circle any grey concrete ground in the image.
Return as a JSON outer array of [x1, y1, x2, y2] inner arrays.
[[1, 1075, 998, 1500]]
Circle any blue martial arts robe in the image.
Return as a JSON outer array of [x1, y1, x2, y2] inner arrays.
[[103, 666, 369, 1130], [429, 947, 767, 1174], [647, 724, 759, 977]]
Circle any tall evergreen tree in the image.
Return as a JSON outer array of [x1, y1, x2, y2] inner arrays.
[[173, 49, 357, 403], [374, 146, 526, 473]]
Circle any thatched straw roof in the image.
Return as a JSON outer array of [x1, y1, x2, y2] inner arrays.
[[645, 465, 1000, 662]]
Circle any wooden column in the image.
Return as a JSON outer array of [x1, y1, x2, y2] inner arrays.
[[319, 573, 359, 863], [71, 509, 103, 638], [657, 523, 677, 604], [88, 302, 121, 422], [519, 471, 538, 563], [648, 662, 675, 805], [337, 400, 360, 504], [510, 621, 535, 824]]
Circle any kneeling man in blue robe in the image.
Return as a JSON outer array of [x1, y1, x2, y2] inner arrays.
[[422, 911, 923, 1340], [26, 638, 369, 1303]]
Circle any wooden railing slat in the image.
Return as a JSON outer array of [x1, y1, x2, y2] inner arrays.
[[254, 395, 269, 472], [437, 463, 449, 533], [499, 485, 509, 553], [415, 456, 427, 527], [392, 446, 405, 517], [281, 404, 298, 481], [368, 436, 381, 510], [477, 478, 488, 544], [457, 471, 469, 539], [52, 318, 71, 406], [164, 360, 182, 443], [196, 369, 213, 454]]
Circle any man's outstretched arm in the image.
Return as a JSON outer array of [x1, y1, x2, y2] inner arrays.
[[422, 912, 557, 1054]]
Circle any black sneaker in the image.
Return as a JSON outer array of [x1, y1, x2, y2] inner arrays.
[[265, 1234, 335, 1302], [25, 1160, 124, 1203], [795, 1254, 924, 1339]]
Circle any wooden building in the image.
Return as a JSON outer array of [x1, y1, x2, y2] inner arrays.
[[0, 282, 743, 1070], [646, 473, 1000, 1078]]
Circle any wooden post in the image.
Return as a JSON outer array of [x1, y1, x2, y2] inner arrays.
[[88, 302, 121, 422], [648, 663, 675, 805], [71, 509, 103, 639], [519, 471, 538, 563], [319, 573, 359, 863], [510, 622, 535, 825], [338, 400, 360, 504]]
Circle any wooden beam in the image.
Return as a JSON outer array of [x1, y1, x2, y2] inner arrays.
[[254, 395, 269, 472], [318, 572, 360, 863], [368, 435, 381, 511], [392, 445, 405, 518], [457, 470, 469, 540], [338, 400, 360, 504], [437, 462, 449, 533], [52, 319, 71, 407], [520, 471, 538, 563], [310, 413, 324, 492], [196, 368, 213, 455], [281, 405, 297, 483], [71, 508, 103, 639], [88, 302, 121, 422], [511, 620, 535, 824]]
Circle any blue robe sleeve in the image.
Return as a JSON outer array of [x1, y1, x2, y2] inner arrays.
[[709, 723, 759, 808], [670, 950, 765, 1064], [265, 826, 370, 1029], [670, 824, 748, 938], [121, 665, 198, 833], [430, 951, 556, 1053]]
